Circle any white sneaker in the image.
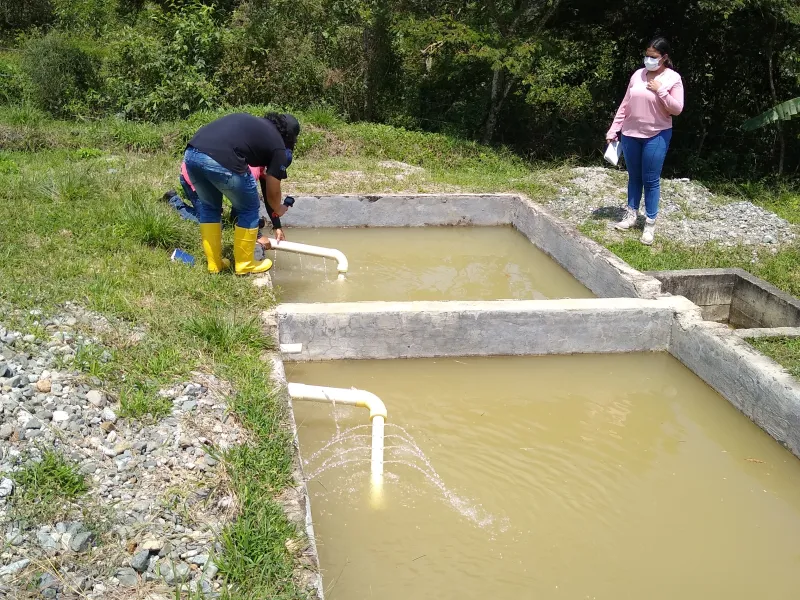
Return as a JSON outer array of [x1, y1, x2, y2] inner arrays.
[[641, 218, 656, 245], [614, 207, 637, 230]]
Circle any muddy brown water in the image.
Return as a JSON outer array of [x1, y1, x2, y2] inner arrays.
[[270, 226, 593, 303], [288, 354, 800, 600]]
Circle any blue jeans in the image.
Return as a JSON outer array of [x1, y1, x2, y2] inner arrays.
[[165, 175, 200, 222], [620, 129, 672, 220], [183, 147, 260, 229]]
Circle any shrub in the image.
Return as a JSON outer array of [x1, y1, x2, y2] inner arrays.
[[21, 32, 102, 117], [0, 53, 25, 105], [52, 0, 119, 35], [104, 2, 223, 121]]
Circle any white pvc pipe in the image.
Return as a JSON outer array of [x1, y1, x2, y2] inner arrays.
[[279, 343, 303, 354], [267, 239, 349, 274], [287, 383, 386, 480]]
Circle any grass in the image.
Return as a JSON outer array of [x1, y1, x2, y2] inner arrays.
[[749, 337, 800, 378], [215, 356, 300, 599], [578, 231, 800, 299], [121, 195, 192, 249], [185, 314, 270, 355], [12, 450, 88, 522], [119, 384, 173, 419]]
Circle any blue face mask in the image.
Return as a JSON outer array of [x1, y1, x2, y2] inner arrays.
[[285, 148, 293, 167]]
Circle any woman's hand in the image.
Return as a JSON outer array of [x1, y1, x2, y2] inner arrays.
[[275, 229, 286, 243], [606, 135, 618, 144], [646, 79, 662, 93], [257, 236, 271, 250]]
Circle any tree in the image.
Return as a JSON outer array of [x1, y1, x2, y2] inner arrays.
[[392, 0, 564, 143]]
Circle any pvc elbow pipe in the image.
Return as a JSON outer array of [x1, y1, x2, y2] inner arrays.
[[287, 382, 387, 482], [287, 383, 387, 420], [354, 391, 388, 421], [266, 238, 349, 274]]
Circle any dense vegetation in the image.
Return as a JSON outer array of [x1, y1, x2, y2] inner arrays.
[[2, 0, 800, 181]]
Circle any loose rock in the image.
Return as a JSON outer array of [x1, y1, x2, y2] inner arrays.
[[0, 478, 13, 497], [101, 407, 117, 423], [87, 390, 105, 407], [115, 567, 139, 588], [546, 166, 798, 248], [130, 549, 151, 573], [69, 531, 94, 553], [0, 306, 251, 596]]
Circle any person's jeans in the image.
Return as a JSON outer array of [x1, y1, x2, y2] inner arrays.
[[620, 129, 672, 220], [183, 147, 260, 229], [165, 175, 199, 222]]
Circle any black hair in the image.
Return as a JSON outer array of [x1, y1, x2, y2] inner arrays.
[[264, 112, 301, 150], [648, 37, 673, 69]]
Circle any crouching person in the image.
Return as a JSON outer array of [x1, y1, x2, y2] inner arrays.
[[184, 112, 299, 275]]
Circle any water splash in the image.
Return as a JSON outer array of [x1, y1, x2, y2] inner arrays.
[[303, 421, 500, 529]]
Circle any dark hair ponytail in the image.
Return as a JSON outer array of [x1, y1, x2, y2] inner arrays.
[[264, 112, 301, 150], [649, 36, 674, 68]]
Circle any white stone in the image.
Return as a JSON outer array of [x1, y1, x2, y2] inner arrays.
[[87, 390, 105, 407], [52, 411, 70, 423]]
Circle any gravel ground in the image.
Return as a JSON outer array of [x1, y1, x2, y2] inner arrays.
[[546, 167, 798, 248], [0, 305, 247, 599]]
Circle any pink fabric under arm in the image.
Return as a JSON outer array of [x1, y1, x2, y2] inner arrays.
[[607, 83, 632, 138], [657, 79, 684, 116]]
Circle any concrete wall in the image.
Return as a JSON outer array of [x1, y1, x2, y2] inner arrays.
[[650, 269, 736, 323], [511, 196, 662, 299], [276, 298, 681, 361], [669, 312, 800, 457], [730, 269, 800, 329], [651, 268, 800, 329], [268, 357, 325, 600], [284, 194, 515, 228], [282, 193, 663, 300]]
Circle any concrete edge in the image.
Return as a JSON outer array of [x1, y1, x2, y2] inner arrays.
[[511, 194, 663, 299], [284, 193, 516, 228], [734, 327, 800, 340], [277, 297, 690, 361], [669, 312, 800, 459], [268, 354, 325, 600], [277, 296, 693, 315], [730, 267, 800, 310]]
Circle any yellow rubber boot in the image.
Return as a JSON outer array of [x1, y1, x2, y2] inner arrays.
[[199, 223, 230, 274], [234, 226, 273, 275]]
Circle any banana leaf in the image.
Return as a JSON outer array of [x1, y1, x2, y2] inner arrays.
[[742, 97, 800, 131]]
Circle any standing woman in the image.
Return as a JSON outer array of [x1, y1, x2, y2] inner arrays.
[[184, 112, 300, 274], [606, 37, 684, 245]]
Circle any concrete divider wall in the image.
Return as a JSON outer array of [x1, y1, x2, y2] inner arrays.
[[651, 268, 800, 328], [510, 196, 662, 299], [277, 298, 677, 361], [731, 269, 800, 329], [650, 268, 736, 323], [669, 312, 800, 457]]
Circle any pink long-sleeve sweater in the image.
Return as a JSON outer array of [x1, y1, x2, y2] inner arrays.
[[607, 67, 684, 139]]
